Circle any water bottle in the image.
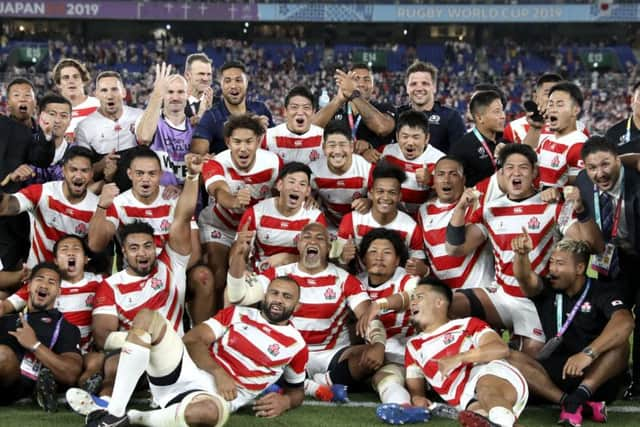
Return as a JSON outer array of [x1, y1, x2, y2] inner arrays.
[[319, 88, 330, 109]]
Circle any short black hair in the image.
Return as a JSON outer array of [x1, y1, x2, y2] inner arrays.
[[119, 221, 155, 244], [417, 275, 452, 305], [536, 73, 563, 88], [372, 160, 407, 186], [53, 234, 88, 257], [128, 146, 161, 169], [63, 145, 95, 165], [284, 86, 314, 109], [323, 119, 352, 142], [351, 62, 371, 73], [396, 110, 429, 136], [435, 155, 465, 176], [8, 77, 35, 94], [220, 60, 246, 75], [580, 135, 618, 160], [548, 81, 583, 110], [498, 143, 537, 168], [30, 262, 62, 284], [469, 90, 503, 118], [223, 114, 264, 139], [38, 92, 72, 112], [473, 83, 506, 106], [359, 228, 409, 267], [277, 161, 312, 182]]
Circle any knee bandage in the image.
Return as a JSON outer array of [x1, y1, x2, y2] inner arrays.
[[373, 364, 405, 392], [178, 392, 230, 427]]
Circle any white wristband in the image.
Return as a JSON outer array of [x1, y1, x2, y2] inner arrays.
[[31, 341, 42, 352]]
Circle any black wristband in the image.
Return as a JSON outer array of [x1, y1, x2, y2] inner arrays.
[[576, 209, 590, 223], [446, 223, 466, 246], [97, 204, 109, 210]]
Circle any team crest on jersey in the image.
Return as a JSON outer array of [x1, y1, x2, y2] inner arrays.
[[477, 146, 487, 159], [551, 155, 560, 168], [293, 234, 300, 245], [352, 192, 361, 200], [443, 332, 455, 345], [41, 317, 53, 324], [324, 288, 336, 300], [86, 294, 95, 308], [580, 302, 592, 313], [210, 230, 222, 239], [75, 222, 88, 235], [428, 114, 440, 125], [160, 219, 171, 232], [260, 185, 270, 198], [267, 343, 280, 356], [148, 278, 163, 290], [309, 150, 320, 162], [528, 217, 540, 230]]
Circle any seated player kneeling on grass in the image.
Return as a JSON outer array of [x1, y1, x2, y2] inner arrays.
[[84, 276, 308, 427], [508, 237, 633, 427], [376, 277, 528, 427]]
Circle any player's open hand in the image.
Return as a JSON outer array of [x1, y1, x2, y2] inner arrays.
[[360, 342, 385, 371], [253, 392, 290, 418], [213, 369, 237, 401], [152, 62, 173, 95], [8, 313, 38, 350]]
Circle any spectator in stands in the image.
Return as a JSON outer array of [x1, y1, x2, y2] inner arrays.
[[0, 263, 82, 411], [509, 238, 633, 426], [199, 114, 281, 310], [605, 80, 640, 162], [0, 146, 98, 268], [313, 63, 395, 162], [381, 110, 445, 215], [30, 93, 73, 184], [136, 62, 193, 187], [75, 71, 144, 191], [573, 136, 640, 400], [264, 86, 324, 164], [6, 77, 37, 131], [396, 61, 465, 154], [523, 81, 586, 188], [51, 58, 100, 140], [450, 90, 506, 187], [310, 120, 373, 234], [192, 60, 274, 155], [183, 53, 214, 125]]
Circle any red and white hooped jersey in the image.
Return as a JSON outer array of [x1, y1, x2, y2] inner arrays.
[[337, 210, 425, 260], [359, 267, 417, 340], [381, 143, 445, 215], [201, 149, 282, 232], [263, 123, 324, 164], [503, 115, 588, 144], [205, 305, 308, 392], [536, 130, 586, 188], [470, 193, 573, 297], [106, 187, 177, 250], [417, 199, 494, 289], [14, 181, 98, 267], [66, 96, 100, 141], [257, 263, 370, 352], [93, 246, 189, 335], [237, 197, 327, 269], [310, 154, 373, 228], [405, 317, 496, 407], [8, 272, 103, 351]]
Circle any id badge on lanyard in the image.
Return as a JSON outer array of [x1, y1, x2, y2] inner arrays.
[[589, 176, 623, 276]]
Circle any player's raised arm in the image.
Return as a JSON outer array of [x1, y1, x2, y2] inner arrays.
[[168, 153, 202, 256], [445, 188, 486, 257], [512, 227, 544, 297]]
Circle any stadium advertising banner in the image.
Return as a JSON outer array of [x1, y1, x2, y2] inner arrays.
[[0, 1, 258, 20], [0, 1, 638, 22]]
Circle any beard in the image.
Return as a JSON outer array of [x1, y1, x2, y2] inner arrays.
[[261, 301, 294, 324]]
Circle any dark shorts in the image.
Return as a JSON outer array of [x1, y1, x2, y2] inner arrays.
[[544, 352, 627, 402]]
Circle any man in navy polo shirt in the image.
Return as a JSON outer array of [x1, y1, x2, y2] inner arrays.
[[192, 61, 274, 155], [395, 61, 465, 154]]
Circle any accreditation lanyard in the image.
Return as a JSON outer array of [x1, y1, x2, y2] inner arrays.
[[554, 279, 591, 338], [592, 173, 624, 239], [24, 310, 63, 349], [625, 116, 632, 144], [347, 103, 362, 140], [472, 127, 496, 170]]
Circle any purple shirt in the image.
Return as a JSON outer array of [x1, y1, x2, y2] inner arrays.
[[150, 116, 193, 186]]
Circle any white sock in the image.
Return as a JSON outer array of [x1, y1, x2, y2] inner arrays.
[[378, 382, 411, 405], [107, 336, 151, 417], [128, 405, 185, 427], [312, 372, 332, 386], [304, 379, 321, 397], [488, 406, 516, 427]]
